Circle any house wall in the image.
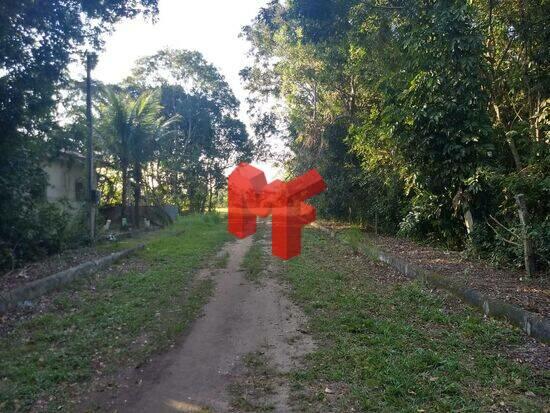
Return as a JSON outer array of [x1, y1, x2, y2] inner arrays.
[[43, 159, 86, 209]]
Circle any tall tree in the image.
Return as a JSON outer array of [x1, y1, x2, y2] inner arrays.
[[97, 88, 173, 226], [128, 91, 176, 226], [126, 49, 252, 212], [243, 0, 549, 271], [98, 89, 132, 224]]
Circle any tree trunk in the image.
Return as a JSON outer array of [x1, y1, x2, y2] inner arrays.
[[493, 103, 523, 172], [199, 195, 206, 214], [133, 162, 142, 228], [208, 187, 214, 212], [85, 52, 96, 242], [515, 194, 536, 277], [506, 134, 523, 172], [121, 163, 128, 227], [188, 185, 196, 212], [492, 104, 536, 276], [487, 4, 538, 277]]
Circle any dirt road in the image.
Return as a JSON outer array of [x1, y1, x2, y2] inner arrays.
[[106, 231, 312, 412]]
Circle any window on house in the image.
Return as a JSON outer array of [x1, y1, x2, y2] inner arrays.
[[75, 180, 85, 201]]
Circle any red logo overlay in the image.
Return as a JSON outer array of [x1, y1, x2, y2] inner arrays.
[[228, 163, 327, 260]]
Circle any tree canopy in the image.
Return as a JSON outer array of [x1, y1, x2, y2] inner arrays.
[[121, 49, 252, 212], [242, 0, 549, 271], [0, 0, 159, 269]]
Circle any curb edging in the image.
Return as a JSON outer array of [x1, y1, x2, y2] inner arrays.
[[0, 244, 145, 314], [313, 224, 550, 344]]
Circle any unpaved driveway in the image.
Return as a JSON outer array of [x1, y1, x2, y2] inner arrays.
[[105, 231, 312, 412]]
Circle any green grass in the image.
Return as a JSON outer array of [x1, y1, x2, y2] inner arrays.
[[283, 228, 548, 412], [341, 227, 363, 254], [0, 213, 230, 412], [241, 224, 267, 282]]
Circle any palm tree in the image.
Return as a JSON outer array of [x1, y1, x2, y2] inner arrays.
[[128, 92, 178, 227], [98, 88, 176, 227], [98, 89, 132, 225]]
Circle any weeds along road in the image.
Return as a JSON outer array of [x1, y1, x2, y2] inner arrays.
[[0, 214, 548, 412]]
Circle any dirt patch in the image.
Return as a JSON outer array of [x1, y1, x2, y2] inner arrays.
[[227, 276, 315, 413], [228, 350, 283, 412], [370, 233, 550, 317]]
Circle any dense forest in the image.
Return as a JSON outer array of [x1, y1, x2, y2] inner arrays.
[[242, 0, 549, 273], [0, 0, 548, 274]]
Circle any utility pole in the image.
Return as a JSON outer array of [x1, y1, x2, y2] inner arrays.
[[86, 51, 97, 243]]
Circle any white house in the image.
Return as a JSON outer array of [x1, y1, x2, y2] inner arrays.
[[43, 151, 87, 210]]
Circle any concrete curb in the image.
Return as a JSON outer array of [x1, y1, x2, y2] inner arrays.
[[98, 227, 159, 242], [312, 224, 550, 344], [0, 244, 145, 314]]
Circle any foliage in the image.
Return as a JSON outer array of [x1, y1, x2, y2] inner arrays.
[[80, 49, 251, 230], [0, 0, 159, 270], [0, 202, 66, 270], [242, 0, 550, 271], [0, 200, 94, 270], [122, 49, 252, 212], [342, 227, 363, 254], [97, 88, 175, 226]]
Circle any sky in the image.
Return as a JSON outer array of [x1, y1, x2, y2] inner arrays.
[[77, 0, 282, 181]]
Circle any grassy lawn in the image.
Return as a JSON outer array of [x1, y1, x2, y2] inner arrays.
[[0, 213, 230, 412], [282, 228, 548, 412]]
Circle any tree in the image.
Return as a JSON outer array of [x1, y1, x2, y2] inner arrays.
[[0, 0, 158, 270], [128, 92, 177, 226], [126, 49, 252, 212], [98, 89, 132, 224], [385, 2, 493, 243], [0, 0, 158, 143], [97, 88, 174, 226], [474, 0, 550, 274], [243, 0, 549, 272]]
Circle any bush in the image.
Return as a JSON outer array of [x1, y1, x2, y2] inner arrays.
[[398, 191, 464, 249], [61, 205, 92, 247], [343, 227, 363, 254], [468, 218, 550, 274], [0, 202, 70, 270], [202, 211, 222, 225], [0, 197, 95, 272]]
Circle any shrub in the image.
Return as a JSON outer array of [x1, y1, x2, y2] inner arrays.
[[343, 227, 363, 254], [0, 202, 69, 271]]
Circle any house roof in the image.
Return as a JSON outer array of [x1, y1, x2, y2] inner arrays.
[[58, 149, 86, 161]]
